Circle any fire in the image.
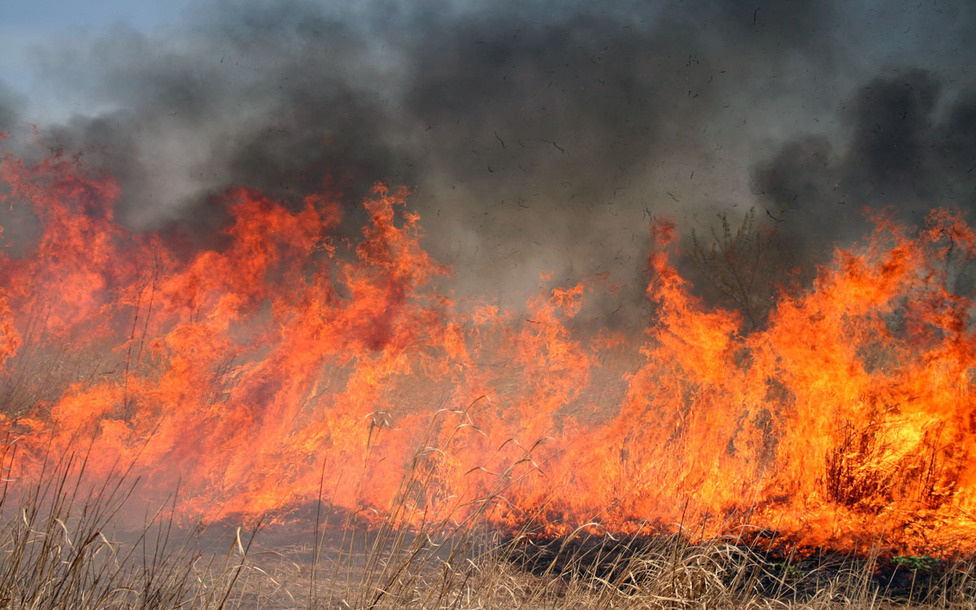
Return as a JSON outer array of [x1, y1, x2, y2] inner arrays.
[[1, 149, 975, 557]]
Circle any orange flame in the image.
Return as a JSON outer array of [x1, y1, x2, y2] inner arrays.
[[1, 150, 976, 556]]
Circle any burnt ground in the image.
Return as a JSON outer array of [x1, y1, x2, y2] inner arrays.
[[504, 531, 976, 605]]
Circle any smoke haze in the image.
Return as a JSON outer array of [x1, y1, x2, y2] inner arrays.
[[2, 0, 975, 316]]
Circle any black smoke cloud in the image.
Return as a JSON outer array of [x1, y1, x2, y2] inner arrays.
[[6, 0, 976, 317], [753, 69, 976, 262]]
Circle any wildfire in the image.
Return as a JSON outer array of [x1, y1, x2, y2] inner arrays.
[[1, 149, 975, 557]]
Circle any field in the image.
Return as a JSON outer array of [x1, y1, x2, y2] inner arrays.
[[5, 0, 976, 606]]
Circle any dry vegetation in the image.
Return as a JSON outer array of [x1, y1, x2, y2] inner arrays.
[[1, 441, 975, 609], [1, 208, 974, 608]]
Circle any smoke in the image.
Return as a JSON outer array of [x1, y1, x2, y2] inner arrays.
[[3, 0, 976, 318], [0, 80, 25, 135], [753, 69, 976, 262]]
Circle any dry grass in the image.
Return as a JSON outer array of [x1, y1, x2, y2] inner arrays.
[[0, 441, 974, 608]]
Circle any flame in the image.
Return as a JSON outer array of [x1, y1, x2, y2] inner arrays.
[[1, 149, 976, 556]]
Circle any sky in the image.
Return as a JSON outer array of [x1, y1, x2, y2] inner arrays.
[[0, 0, 192, 116], [1, 0, 975, 319]]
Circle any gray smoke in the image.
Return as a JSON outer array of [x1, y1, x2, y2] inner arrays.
[[0, 79, 26, 136], [4, 0, 976, 321]]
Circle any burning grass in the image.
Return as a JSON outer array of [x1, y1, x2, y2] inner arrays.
[[4, 150, 976, 606]]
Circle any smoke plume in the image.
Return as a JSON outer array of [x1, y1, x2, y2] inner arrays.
[[4, 0, 976, 317]]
